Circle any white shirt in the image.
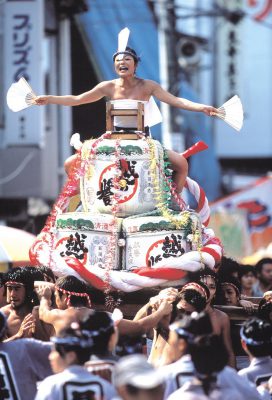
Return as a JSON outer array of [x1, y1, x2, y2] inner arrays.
[[159, 353, 261, 400], [167, 378, 245, 400], [35, 365, 117, 400], [160, 354, 194, 399], [238, 356, 272, 386]]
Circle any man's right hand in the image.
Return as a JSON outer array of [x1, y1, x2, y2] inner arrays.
[[158, 287, 178, 303], [34, 95, 50, 105], [34, 281, 54, 300]]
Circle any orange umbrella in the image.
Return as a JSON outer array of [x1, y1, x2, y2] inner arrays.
[[0, 226, 36, 271]]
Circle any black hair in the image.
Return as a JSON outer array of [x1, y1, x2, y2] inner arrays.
[[6, 267, 37, 307], [113, 46, 140, 63], [238, 264, 257, 279], [116, 335, 144, 357], [198, 267, 218, 282], [80, 311, 115, 356], [221, 276, 241, 293], [54, 325, 93, 365], [258, 298, 272, 323], [55, 275, 92, 307], [38, 265, 56, 283], [255, 258, 272, 275], [172, 312, 213, 340], [241, 318, 272, 357], [215, 276, 241, 305], [178, 289, 207, 313], [189, 334, 228, 395], [22, 266, 45, 282], [194, 268, 219, 304], [217, 256, 240, 281], [195, 281, 210, 300]]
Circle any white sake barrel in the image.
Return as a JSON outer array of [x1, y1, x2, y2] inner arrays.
[[122, 212, 202, 270], [80, 138, 165, 217], [54, 212, 122, 270]]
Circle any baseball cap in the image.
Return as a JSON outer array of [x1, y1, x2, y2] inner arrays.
[[112, 354, 165, 389]]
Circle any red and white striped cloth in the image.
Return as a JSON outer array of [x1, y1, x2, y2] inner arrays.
[[30, 225, 223, 292]]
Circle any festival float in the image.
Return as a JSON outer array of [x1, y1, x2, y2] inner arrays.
[[28, 102, 223, 299], [7, 28, 243, 307]]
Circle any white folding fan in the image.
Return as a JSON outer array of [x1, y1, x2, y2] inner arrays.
[[6, 77, 36, 112], [117, 27, 130, 59], [211, 95, 244, 131]]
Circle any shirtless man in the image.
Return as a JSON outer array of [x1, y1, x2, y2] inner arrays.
[[0, 267, 53, 341], [134, 284, 208, 367], [36, 274, 173, 337], [36, 275, 93, 335], [34, 46, 218, 193], [197, 268, 236, 368]]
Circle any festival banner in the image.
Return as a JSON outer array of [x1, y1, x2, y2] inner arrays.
[[209, 209, 251, 260], [210, 176, 272, 256], [3, 0, 45, 147]]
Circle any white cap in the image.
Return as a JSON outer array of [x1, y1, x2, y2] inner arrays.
[[112, 354, 165, 389]]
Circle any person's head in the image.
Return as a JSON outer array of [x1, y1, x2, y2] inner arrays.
[[175, 282, 208, 317], [0, 311, 7, 341], [112, 354, 165, 400], [188, 334, 228, 396], [238, 264, 257, 292], [116, 335, 144, 357], [54, 275, 92, 310], [217, 256, 240, 280], [258, 298, 272, 323], [5, 267, 36, 309], [197, 268, 218, 303], [49, 322, 94, 373], [113, 46, 140, 76], [255, 258, 272, 286], [22, 266, 45, 281], [80, 310, 118, 356], [168, 312, 213, 361], [38, 265, 56, 283], [240, 318, 272, 358], [220, 277, 241, 306]]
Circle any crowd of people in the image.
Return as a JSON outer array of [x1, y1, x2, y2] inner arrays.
[[4, 29, 271, 398], [0, 257, 271, 399]]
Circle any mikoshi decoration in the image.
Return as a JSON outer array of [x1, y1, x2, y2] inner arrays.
[[29, 135, 223, 293], [211, 95, 244, 131], [6, 77, 36, 112]]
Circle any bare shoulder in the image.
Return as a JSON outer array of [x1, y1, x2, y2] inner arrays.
[[97, 79, 116, 90], [0, 305, 11, 317], [98, 80, 114, 88], [40, 305, 64, 320], [143, 79, 160, 89], [214, 307, 230, 324], [94, 80, 114, 96]]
